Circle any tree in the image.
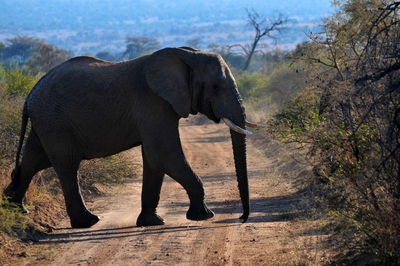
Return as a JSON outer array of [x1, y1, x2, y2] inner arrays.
[[3, 36, 44, 61], [226, 9, 287, 72], [185, 38, 201, 49], [260, 48, 289, 75], [270, 0, 400, 261], [123, 37, 161, 60], [0, 42, 5, 59], [95, 51, 116, 61], [206, 43, 246, 71], [27, 43, 70, 75]]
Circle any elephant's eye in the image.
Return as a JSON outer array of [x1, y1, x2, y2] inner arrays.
[[213, 85, 219, 95]]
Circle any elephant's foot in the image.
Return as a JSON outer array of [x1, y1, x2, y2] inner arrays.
[[70, 211, 100, 228], [187, 202, 214, 221], [137, 211, 165, 227]]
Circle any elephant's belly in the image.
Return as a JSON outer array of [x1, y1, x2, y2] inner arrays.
[[82, 140, 142, 160], [78, 126, 142, 160]]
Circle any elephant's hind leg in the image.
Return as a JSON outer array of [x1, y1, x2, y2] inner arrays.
[[137, 148, 165, 226], [52, 162, 99, 228], [3, 130, 52, 212]]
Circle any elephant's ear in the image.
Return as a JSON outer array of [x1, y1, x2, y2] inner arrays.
[[144, 48, 194, 118]]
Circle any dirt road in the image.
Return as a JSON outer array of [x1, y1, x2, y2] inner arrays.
[[30, 118, 322, 265]]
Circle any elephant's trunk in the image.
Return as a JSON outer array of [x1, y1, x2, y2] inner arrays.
[[230, 128, 250, 222]]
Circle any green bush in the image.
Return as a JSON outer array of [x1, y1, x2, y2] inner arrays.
[[0, 82, 32, 247], [236, 62, 305, 110], [236, 72, 265, 100], [267, 1, 400, 262], [0, 83, 25, 169], [267, 87, 400, 263], [0, 197, 29, 237], [1, 64, 40, 97]]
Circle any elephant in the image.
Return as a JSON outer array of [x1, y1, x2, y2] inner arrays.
[[3, 47, 261, 228]]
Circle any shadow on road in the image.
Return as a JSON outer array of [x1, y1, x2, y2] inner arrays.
[[35, 223, 240, 245]]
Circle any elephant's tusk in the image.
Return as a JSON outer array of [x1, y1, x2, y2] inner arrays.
[[246, 121, 263, 128], [222, 118, 252, 135]]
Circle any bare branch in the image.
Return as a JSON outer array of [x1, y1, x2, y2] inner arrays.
[[240, 8, 288, 72]]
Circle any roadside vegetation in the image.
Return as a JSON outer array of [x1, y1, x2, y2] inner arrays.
[[1, 0, 399, 264], [265, 1, 400, 264]]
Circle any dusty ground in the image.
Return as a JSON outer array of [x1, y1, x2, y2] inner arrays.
[[20, 117, 327, 266]]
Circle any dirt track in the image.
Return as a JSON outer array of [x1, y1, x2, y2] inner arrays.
[[29, 118, 322, 265]]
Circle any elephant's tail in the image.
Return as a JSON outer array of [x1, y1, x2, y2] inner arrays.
[[13, 101, 29, 178]]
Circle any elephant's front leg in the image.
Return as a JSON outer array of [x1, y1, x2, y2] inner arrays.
[[171, 163, 215, 222], [137, 148, 166, 226], [141, 134, 214, 223]]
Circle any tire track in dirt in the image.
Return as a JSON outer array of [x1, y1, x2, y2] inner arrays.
[[28, 117, 322, 265]]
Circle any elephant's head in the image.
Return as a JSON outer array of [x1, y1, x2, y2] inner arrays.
[[144, 47, 260, 222]]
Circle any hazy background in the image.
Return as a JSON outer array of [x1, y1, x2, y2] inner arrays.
[[0, 0, 333, 55]]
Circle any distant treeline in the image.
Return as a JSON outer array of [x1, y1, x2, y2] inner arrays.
[[0, 0, 332, 54]]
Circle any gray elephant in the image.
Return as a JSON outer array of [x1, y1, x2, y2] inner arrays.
[[3, 47, 260, 228]]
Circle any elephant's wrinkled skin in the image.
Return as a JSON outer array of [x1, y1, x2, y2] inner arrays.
[[3, 47, 253, 228]]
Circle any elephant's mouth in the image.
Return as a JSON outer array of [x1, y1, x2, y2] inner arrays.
[[203, 111, 219, 124], [201, 103, 262, 135], [202, 103, 220, 123], [205, 107, 259, 135]]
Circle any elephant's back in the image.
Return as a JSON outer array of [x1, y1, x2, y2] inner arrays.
[[27, 56, 127, 106], [38, 56, 118, 91], [24, 56, 143, 155], [25, 56, 133, 129]]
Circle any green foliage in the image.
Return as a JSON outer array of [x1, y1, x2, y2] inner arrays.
[[0, 64, 4, 82], [95, 51, 117, 62], [236, 61, 305, 110], [0, 42, 5, 59], [123, 37, 161, 60], [2, 36, 43, 61], [0, 83, 25, 169], [0, 83, 30, 241], [185, 38, 201, 49], [0, 197, 29, 237], [27, 43, 70, 75], [268, 0, 400, 262], [236, 72, 263, 99], [267, 90, 320, 143], [1, 64, 39, 97]]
